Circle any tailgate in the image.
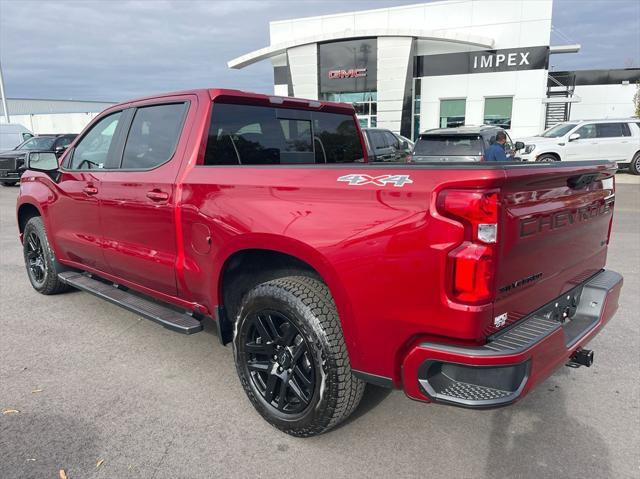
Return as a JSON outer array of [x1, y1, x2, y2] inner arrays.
[[492, 162, 616, 335]]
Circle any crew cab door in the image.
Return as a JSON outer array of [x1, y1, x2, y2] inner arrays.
[[564, 123, 599, 161], [595, 122, 633, 162], [96, 99, 192, 296], [52, 111, 125, 271]]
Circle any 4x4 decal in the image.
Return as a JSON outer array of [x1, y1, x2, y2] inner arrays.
[[337, 174, 413, 187]]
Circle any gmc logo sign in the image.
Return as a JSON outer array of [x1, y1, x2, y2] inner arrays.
[[328, 68, 367, 79]]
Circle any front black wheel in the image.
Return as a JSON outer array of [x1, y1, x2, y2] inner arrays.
[[233, 276, 364, 437], [23, 217, 70, 295], [537, 154, 558, 163]]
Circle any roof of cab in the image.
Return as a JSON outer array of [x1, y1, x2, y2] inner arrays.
[[103, 88, 356, 115], [422, 125, 504, 136]]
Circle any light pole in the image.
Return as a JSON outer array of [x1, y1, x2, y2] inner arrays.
[[0, 61, 10, 123]]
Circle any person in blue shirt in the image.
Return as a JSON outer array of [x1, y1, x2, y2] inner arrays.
[[485, 131, 509, 161]]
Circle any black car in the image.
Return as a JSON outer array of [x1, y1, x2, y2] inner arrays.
[[0, 134, 76, 186], [362, 128, 412, 162], [411, 125, 523, 162]]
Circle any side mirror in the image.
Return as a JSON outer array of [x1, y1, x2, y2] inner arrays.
[[401, 140, 409, 150], [514, 141, 525, 151], [26, 151, 59, 172], [569, 133, 581, 142]]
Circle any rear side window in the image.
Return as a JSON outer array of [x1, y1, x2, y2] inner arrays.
[[414, 135, 484, 156], [596, 123, 627, 138], [204, 103, 363, 165], [121, 103, 187, 169]]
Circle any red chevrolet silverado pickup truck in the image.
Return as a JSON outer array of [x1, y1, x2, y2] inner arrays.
[[16, 88, 623, 436]]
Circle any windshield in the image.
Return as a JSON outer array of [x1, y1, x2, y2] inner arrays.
[[17, 137, 56, 150], [414, 135, 484, 156], [540, 123, 577, 138]]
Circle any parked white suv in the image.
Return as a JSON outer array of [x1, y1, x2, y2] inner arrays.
[[518, 119, 640, 174]]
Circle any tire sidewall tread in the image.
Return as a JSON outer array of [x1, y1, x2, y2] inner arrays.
[[233, 275, 364, 437]]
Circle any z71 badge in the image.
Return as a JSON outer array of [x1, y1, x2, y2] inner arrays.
[[337, 174, 413, 187]]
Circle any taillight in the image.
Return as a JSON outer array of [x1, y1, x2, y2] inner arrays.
[[437, 189, 500, 304]]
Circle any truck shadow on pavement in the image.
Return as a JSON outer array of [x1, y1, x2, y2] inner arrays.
[[484, 368, 612, 479]]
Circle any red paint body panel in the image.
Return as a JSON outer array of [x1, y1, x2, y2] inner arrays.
[[17, 88, 621, 397]]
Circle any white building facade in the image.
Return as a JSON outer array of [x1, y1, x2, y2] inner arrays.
[[0, 98, 114, 134], [229, 0, 639, 139]]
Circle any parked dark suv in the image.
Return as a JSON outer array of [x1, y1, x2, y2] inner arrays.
[[0, 134, 76, 185], [362, 127, 412, 162], [411, 125, 522, 162]]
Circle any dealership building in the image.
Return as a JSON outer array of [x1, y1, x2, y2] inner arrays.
[[228, 0, 640, 139]]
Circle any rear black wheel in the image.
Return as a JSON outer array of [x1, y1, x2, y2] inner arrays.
[[23, 217, 70, 295], [233, 276, 364, 437], [630, 152, 640, 175]]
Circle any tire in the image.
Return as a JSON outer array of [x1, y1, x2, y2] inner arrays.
[[233, 275, 364, 437], [630, 152, 640, 175], [1, 181, 17, 186], [23, 217, 71, 295], [537, 154, 558, 163]]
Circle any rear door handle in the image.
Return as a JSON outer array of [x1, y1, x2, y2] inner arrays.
[[146, 190, 169, 202], [83, 186, 98, 195]]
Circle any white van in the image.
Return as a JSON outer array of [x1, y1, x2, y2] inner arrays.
[[518, 119, 640, 174], [0, 124, 33, 152]]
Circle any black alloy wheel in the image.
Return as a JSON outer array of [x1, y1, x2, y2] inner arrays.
[[25, 230, 47, 287], [243, 310, 315, 415], [233, 276, 365, 437], [22, 216, 70, 295]]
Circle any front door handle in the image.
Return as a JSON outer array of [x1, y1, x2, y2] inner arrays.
[[146, 190, 169, 202], [83, 186, 98, 195]]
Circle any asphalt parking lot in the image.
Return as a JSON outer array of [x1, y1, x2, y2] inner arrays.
[[1, 175, 638, 479]]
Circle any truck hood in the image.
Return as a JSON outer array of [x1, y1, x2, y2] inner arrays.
[[517, 136, 563, 147]]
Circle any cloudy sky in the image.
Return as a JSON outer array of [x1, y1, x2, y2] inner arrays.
[[0, 0, 638, 101]]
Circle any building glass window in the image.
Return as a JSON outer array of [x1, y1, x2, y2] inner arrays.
[[440, 99, 466, 128], [412, 78, 421, 140], [484, 97, 513, 129], [320, 91, 377, 128]]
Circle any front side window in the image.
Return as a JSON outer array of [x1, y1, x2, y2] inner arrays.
[[484, 97, 513, 129], [69, 112, 122, 170], [17, 137, 55, 150], [121, 103, 187, 169], [575, 124, 596, 139], [596, 123, 626, 138], [204, 103, 363, 165], [439, 99, 466, 128], [384, 131, 399, 149]]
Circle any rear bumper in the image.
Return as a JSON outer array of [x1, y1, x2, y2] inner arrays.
[[401, 269, 623, 408]]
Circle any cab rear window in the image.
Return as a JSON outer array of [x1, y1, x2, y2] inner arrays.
[[204, 103, 364, 165], [414, 135, 484, 156]]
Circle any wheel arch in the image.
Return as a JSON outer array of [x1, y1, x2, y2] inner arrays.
[[17, 202, 43, 235], [536, 151, 561, 161], [215, 242, 360, 367]]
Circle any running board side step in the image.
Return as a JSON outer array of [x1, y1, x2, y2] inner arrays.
[[58, 272, 203, 334]]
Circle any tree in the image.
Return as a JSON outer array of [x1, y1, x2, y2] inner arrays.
[[635, 81, 640, 118]]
